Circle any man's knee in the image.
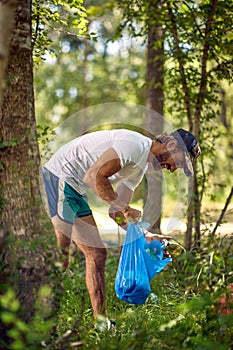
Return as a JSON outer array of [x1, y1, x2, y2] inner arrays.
[[81, 245, 107, 266], [95, 247, 107, 264], [54, 229, 71, 247]]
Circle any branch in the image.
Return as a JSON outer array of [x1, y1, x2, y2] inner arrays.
[[166, 1, 193, 130], [183, 1, 204, 39], [32, 2, 40, 49], [210, 186, 233, 239]]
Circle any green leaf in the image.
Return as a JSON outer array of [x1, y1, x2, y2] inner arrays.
[[1, 311, 16, 324]]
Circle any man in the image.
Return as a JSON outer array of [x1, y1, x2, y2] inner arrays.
[[42, 128, 201, 319]]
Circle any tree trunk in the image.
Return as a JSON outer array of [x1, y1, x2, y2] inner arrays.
[[166, 0, 194, 248], [143, 1, 164, 233], [0, 0, 40, 236], [191, 0, 219, 249], [185, 178, 193, 250], [193, 163, 201, 249], [0, 0, 52, 322]]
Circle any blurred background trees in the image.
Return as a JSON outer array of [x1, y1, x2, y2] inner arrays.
[[34, 0, 233, 248], [1, 0, 232, 260]]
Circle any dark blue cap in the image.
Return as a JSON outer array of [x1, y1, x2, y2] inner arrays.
[[171, 129, 201, 176]]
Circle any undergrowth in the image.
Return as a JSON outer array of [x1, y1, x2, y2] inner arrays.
[[1, 235, 233, 350]]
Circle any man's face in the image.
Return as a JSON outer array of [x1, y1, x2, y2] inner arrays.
[[153, 145, 186, 173]]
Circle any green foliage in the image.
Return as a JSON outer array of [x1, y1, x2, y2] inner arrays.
[[0, 286, 54, 350], [0, 227, 64, 350], [36, 124, 56, 163], [114, 0, 233, 207], [32, 0, 88, 63], [0, 137, 20, 150], [32, 0, 233, 231], [162, 0, 233, 203]]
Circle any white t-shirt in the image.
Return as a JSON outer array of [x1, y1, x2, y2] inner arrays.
[[44, 129, 152, 194]]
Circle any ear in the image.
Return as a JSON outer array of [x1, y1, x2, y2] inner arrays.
[[166, 140, 177, 152]]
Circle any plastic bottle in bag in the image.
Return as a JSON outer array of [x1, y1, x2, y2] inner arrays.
[[162, 239, 186, 257]]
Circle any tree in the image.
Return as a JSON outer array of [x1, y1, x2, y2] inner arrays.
[[114, 0, 166, 231], [0, 0, 41, 236], [0, 0, 89, 333], [34, 1, 146, 128], [143, 0, 165, 232], [34, 0, 233, 250], [113, 0, 233, 246], [165, 0, 233, 249], [0, 0, 54, 323]]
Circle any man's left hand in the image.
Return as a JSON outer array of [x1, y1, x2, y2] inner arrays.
[[145, 231, 172, 243]]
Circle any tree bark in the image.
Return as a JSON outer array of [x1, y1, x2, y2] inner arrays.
[[0, 0, 17, 109], [185, 178, 193, 250], [143, 0, 164, 233], [0, 0, 52, 322], [0, 0, 41, 236]]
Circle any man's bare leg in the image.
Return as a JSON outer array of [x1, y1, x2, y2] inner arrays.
[[54, 228, 71, 270], [51, 216, 72, 270], [72, 214, 107, 319]]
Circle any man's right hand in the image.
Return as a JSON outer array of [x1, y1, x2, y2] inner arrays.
[[109, 208, 127, 228], [109, 205, 141, 226], [122, 206, 141, 223]]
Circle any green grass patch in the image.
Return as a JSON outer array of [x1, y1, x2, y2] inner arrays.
[[1, 234, 233, 350]]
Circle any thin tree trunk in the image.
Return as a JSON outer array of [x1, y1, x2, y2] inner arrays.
[[210, 186, 233, 239], [167, 0, 219, 249], [193, 162, 201, 249], [167, 0, 194, 247], [185, 178, 193, 250], [166, 0, 193, 130], [143, 0, 164, 233], [192, 0, 219, 248], [193, 0, 219, 138]]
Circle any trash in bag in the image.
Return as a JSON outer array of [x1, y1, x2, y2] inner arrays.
[[115, 222, 172, 305], [162, 239, 186, 257]]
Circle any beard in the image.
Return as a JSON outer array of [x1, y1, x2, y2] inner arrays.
[[152, 151, 171, 170]]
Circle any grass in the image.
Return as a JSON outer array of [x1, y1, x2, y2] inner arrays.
[[48, 242, 233, 350], [1, 242, 233, 350], [1, 204, 233, 350]]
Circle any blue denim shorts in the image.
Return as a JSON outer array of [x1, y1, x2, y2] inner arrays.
[[42, 168, 92, 224]]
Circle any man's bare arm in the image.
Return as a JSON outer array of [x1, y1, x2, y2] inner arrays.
[[83, 148, 141, 220], [108, 183, 134, 227], [83, 148, 126, 209]]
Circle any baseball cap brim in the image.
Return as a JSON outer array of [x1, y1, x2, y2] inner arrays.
[[183, 152, 193, 177]]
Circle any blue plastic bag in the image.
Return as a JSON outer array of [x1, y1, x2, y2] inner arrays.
[[115, 222, 172, 304]]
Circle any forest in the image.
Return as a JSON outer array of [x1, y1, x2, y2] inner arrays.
[[0, 0, 232, 349]]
